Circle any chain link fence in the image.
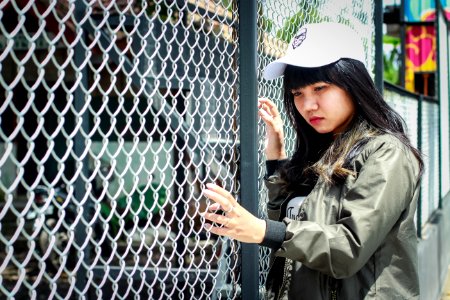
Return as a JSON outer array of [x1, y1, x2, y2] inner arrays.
[[381, 2, 450, 233], [437, 3, 450, 202], [383, 85, 439, 229], [0, 0, 405, 299]]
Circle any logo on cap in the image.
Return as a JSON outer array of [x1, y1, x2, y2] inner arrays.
[[292, 28, 307, 49]]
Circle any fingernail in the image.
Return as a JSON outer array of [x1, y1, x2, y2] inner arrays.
[[203, 223, 212, 231]]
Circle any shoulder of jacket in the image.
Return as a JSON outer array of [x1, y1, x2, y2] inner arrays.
[[358, 134, 418, 167], [364, 134, 409, 154]]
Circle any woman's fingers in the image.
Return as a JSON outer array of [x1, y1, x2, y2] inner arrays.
[[203, 211, 231, 226], [201, 183, 267, 244], [258, 97, 275, 107], [203, 223, 230, 237], [202, 184, 238, 230], [204, 183, 238, 209], [259, 106, 279, 129], [258, 98, 282, 127], [258, 97, 280, 117], [207, 202, 221, 212], [258, 107, 274, 123]]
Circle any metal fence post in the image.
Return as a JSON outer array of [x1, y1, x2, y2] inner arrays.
[[238, 0, 259, 299], [374, 0, 384, 93], [74, 1, 90, 296], [436, 0, 442, 209], [399, 0, 406, 87], [417, 94, 423, 238]]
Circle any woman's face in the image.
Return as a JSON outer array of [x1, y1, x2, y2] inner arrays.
[[291, 82, 356, 134]]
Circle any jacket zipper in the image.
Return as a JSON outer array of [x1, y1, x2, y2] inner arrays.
[[330, 289, 337, 300], [264, 257, 288, 300], [269, 192, 303, 300], [276, 258, 290, 300], [330, 182, 344, 300], [298, 205, 306, 220], [276, 197, 305, 300], [329, 277, 338, 300]]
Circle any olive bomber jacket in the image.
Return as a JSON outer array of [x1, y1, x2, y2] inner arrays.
[[260, 134, 421, 299]]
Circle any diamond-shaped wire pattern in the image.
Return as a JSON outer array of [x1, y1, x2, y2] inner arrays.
[[383, 87, 440, 227], [0, 0, 374, 299], [420, 100, 440, 222]]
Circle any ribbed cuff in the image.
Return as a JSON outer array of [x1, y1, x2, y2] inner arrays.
[[265, 159, 288, 177], [258, 219, 286, 249]]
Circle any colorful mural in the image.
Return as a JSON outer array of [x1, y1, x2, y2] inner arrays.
[[404, 0, 450, 92], [405, 0, 450, 22], [405, 25, 436, 91]]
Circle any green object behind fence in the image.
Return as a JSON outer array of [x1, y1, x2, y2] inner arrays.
[[117, 184, 167, 219], [99, 183, 167, 236]]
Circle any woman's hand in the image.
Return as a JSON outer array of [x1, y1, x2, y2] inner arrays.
[[201, 183, 266, 244], [258, 97, 286, 160]]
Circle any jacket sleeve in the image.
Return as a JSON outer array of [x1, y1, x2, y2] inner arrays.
[[259, 177, 288, 249], [264, 159, 289, 220], [274, 140, 420, 278], [264, 174, 288, 221]]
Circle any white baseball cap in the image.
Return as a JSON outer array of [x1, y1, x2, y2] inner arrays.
[[263, 22, 366, 80]]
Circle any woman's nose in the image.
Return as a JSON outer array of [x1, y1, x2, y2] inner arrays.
[[303, 96, 318, 111]]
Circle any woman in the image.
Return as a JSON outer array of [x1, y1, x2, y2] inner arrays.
[[202, 22, 423, 299]]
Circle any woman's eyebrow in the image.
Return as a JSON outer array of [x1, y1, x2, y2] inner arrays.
[[291, 83, 320, 92]]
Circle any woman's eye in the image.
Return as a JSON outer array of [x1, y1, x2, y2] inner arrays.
[[314, 85, 326, 92], [292, 91, 302, 97]]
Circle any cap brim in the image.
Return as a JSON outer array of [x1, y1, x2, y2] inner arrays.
[[263, 60, 287, 80], [263, 53, 364, 80], [263, 55, 339, 80]]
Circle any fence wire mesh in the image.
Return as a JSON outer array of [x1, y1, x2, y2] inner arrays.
[[1, 1, 240, 298], [383, 87, 440, 225], [384, 89, 419, 148], [421, 100, 440, 220], [0, 0, 377, 299], [438, 6, 450, 198]]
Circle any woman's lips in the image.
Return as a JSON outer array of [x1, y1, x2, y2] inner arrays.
[[309, 117, 323, 125]]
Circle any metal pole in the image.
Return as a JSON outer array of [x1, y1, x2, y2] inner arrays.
[[436, 0, 443, 209], [74, 1, 90, 296], [417, 94, 423, 238], [400, 0, 406, 87], [374, 0, 384, 93], [238, 0, 259, 299]]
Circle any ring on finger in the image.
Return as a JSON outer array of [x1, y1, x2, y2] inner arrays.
[[223, 218, 231, 227], [225, 205, 235, 214]]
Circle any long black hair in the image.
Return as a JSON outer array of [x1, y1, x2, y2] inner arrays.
[[279, 58, 423, 191]]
